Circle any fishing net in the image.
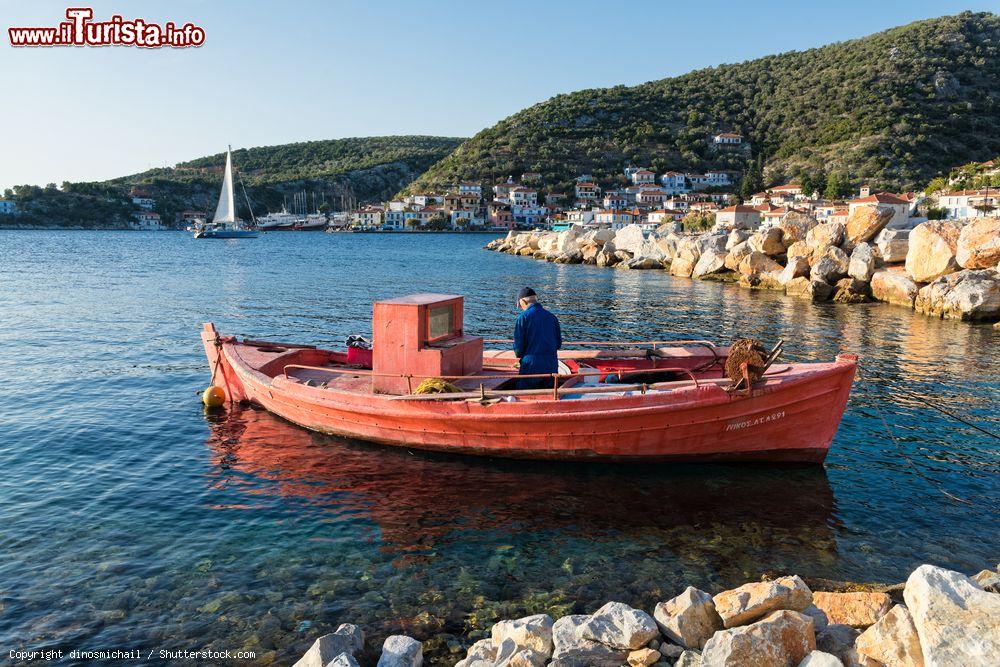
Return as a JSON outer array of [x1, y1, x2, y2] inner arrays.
[[414, 377, 462, 394]]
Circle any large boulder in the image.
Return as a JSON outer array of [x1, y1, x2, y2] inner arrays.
[[914, 269, 1000, 320], [656, 234, 680, 260], [701, 610, 815, 667], [832, 278, 872, 304], [454, 638, 497, 667], [654, 586, 724, 650], [905, 221, 963, 282], [555, 227, 583, 254], [327, 654, 361, 667], [671, 238, 702, 277], [693, 248, 730, 279], [491, 614, 554, 658], [956, 217, 1000, 269], [725, 241, 754, 272], [614, 224, 648, 256], [810, 247, 850, 284], [810, 592, 891, 628], [293, 625, 365, 667], [903, 564, 1000, 666], [797, 650, 843, 667], [550, 615, 629, 667], [785, 277, 834, 302], [749, 227, 787, 257], [376, 635, 423, 667], [726, 229, 750, 250], [739, 251, 783, 278], [814, 624, 858, 664], [778, 257, 811, 286], [713, 576, 813, 629], [626, 257, 663, 270], [778, 212, 818, 248], [537, 233, 559, 254], [627, 648, 661, 666], [848, 243, 877, 282], [877, 228, 910, 263], [596, 243, 618, 267], [806, 222, 846, 250], [578, 601, 659, 651], [871, 269, 919, 308], [786, 241, 812, 263], [846, 205, 894, 245], [676, 650, 703, 667], [854, 604, 924, 667]]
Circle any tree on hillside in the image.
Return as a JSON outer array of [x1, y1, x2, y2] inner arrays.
[[825, 173, 853, 200]]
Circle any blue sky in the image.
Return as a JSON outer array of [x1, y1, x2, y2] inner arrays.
[[1, 0, 996, 189]]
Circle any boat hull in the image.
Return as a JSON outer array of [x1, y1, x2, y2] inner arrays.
[[202, 326, 856, 464], [195, 230, 259, 238]]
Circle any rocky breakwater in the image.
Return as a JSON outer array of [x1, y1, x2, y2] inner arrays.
[[485, 209, 1000, 323], [294, 562, 1000, 666]]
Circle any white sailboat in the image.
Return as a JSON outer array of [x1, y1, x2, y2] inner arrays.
[[194, 147, 259, 239]]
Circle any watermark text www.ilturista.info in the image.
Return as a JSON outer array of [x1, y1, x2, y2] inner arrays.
[[10, 648, 256, 661], [8, 8, 205, 48]]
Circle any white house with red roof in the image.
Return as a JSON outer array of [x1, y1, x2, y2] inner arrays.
[[510, 186, 538, 208], [937, 189, 1000, 220], [630, 169, 656, 185], [712, 132, 743, 145], [714, 205, 760, 229]]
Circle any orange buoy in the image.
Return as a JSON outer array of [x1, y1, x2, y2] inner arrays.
[[202, 386, 226, 408]]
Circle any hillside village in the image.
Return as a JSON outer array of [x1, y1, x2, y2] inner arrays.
[[346, 145, 1000, 235], [482, 156, 1000, 323]]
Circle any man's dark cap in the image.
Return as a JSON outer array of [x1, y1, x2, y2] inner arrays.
[[517, 287, 536, 302]]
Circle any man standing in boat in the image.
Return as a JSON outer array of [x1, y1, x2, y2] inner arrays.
[[513, 288, 562, 390]]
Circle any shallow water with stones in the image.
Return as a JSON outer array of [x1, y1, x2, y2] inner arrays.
[[1, 230, 997, 665]]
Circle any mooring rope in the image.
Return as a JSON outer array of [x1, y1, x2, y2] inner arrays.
[[856, 366, 1000, 506]]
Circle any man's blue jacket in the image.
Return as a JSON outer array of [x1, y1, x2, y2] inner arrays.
[[513, 303, 562, 376]]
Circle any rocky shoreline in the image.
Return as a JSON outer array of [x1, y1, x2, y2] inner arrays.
[[485, 213, 1000, 324], [293, 562, 1000, 666]]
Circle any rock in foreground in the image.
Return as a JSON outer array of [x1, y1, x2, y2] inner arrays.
[[701, 610, 815, 666], [903, 564, 1000, 666]]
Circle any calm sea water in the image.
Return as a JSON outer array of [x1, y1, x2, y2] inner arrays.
[[1, 230, 997, 665]]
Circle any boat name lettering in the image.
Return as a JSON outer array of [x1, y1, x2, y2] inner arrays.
[[725, 410, 785, 431]]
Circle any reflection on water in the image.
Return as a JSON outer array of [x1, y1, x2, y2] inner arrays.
[[0, 231, 997, 666]]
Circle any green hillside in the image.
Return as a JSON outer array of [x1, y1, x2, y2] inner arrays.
[[2, 136, 464, 228], [404, 12, 1000, 197]]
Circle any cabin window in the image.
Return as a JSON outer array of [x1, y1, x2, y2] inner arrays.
[[427, 304, 456, 341]]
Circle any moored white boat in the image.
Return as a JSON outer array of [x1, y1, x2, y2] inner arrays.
[[193, 148, 259, 239]]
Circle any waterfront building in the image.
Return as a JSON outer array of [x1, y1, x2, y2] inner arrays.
[[0, 200, 18, 214], [714, 204, 761, 229], [488, 202, 514, 230], [132, 210, 165, 230], [384, 209, 405, 229], [512, 204, 547, 226], [594, 208, 637, 230], [132, 196, 155, 210]]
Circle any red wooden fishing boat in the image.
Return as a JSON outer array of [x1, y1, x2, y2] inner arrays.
[[200, 293, 856, 463]]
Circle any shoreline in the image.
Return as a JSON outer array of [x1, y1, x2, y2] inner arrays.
[[485, 218, 1000, 326], [292, 562, 1000, 666]]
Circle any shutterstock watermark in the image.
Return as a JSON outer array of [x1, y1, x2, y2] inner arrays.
[[8, 7, 205, 48]]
